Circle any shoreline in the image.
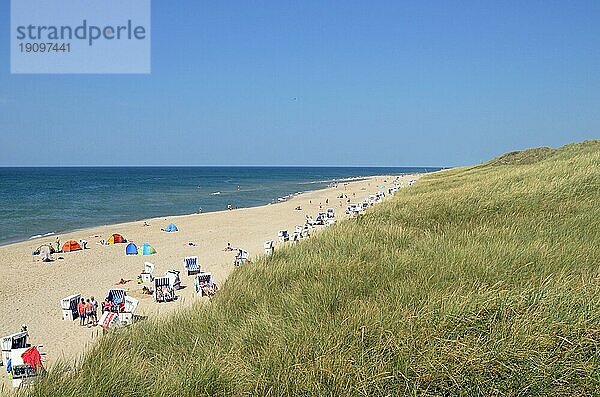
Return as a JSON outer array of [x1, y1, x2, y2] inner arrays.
[[0, 173, 420, 374], [0, 175, 397, 248]]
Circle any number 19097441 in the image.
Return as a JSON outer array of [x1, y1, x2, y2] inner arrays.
[[19, 42, 71, 53]]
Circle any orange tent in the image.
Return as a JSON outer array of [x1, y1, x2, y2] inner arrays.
[[108, 233, 126, 244], [62, 240, 82, 252]]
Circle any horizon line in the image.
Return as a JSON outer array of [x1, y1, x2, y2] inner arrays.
[[0, 164, 449, 169]]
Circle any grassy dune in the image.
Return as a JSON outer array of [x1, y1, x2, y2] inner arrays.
[[30, 141, 600, 396]]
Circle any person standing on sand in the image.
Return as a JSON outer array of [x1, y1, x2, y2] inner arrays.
[[56, 237, 61, 252], [85, 299, 93, 327], [90, 296, 98, 326], [77, 298, 86, 326]]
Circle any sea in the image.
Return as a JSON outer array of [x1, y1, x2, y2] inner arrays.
[[0, 167, 440, 246]]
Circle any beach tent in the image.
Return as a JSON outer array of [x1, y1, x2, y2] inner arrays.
[[62, 240, 82, 252], [33, 244, 55, 255], [164, 223, 178, 232], [139, 243, 156, 255], [108, 233, 126, 244], [125, 243, 138, 255]]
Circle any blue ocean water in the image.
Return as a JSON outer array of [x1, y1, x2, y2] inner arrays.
[[0, 167, 439, 245]]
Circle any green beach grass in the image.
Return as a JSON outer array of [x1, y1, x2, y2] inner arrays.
[[28, 141, 600, 396]]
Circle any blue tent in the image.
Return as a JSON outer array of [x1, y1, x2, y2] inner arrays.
[[165, 223, 178, 232], [125, 243, 138, 255], [140, 243, 156, 255]]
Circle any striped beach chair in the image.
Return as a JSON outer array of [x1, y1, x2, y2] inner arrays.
[[153, 277, 174, 302], [108, 289, 126, 312], [194, 272, 218, 297], [184, 256, 200, 276]]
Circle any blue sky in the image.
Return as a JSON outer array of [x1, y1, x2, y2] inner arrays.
[[1, 1, 599, 166]]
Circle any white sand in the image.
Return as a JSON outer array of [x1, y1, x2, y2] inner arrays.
[[0, 174, 419, 370]]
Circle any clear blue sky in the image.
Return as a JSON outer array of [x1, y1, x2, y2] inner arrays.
[[1, 1, 599, 166]]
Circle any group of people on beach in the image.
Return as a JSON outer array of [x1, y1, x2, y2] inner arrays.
[[77, 296, 98, 327]]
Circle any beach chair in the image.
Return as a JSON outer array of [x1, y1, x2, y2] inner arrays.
[[60, 293, 81, 321], [166, 270, 182, 290], [277, 230, 289, 243], [301, 226, 310, 237], [184, 256, 200, 276], [8, 345, 43, 388], [118, 312, 134, 326], [1, 331, 29, 367], [234, 249, 250, 266], [108, 289, 126, 312], [144, 261, 155, 274], [119, 296, 138, 326], [240, 249, 249, 264], [153, 277, 174, 302], [140, 272, 154, 283], [124, 296, 139, 313], [194, 272, 218, 297], [264, 240, 274, 255], [98, 311, 120, 332]]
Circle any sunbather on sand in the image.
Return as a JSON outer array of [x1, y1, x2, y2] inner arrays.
[[223, 242, 233, 251], [116, 278, 131, 285]]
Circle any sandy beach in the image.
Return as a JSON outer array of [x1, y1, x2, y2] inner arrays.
[[0, 174, 419, 372]]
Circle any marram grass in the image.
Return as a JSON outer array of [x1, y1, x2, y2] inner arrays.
[[27, 141, 600, 396]]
